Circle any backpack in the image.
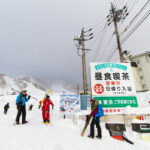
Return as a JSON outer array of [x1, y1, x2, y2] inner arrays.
[[95, 104, 104, 118]]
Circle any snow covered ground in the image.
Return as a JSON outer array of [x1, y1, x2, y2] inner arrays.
[[0, 94, 150, 150]]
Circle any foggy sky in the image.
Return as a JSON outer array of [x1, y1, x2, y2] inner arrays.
[[0, 0, 150, 82]]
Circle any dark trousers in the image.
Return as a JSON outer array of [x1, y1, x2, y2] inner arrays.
[[90, 117, 102, 137], [16, 105, 26, 123], [4, 109, 8, 114]]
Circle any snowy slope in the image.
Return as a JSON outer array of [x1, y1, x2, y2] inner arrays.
[[0, 94, 150, 150]]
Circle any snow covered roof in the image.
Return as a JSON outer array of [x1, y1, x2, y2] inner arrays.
[[130, 51, 150, 59]]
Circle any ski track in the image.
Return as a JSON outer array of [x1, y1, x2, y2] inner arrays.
[[0, 95, 150, 150]]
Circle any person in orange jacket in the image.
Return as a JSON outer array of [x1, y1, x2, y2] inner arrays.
[[39, 95, 54, 124]]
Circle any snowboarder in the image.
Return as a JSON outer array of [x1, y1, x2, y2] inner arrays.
[[39, 95, 54, 124], [4, 102, 9, 114], [29, 104, 33, 111], [88, 98, 104, 139], [15, 90, 31, 124]]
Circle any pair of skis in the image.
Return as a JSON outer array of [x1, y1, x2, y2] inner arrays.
[[39, 89, 51, 108], [11, 88, 38, 101]]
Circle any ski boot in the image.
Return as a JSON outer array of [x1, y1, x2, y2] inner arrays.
[[16, 121, 20, 125], [88, 135, 94, 139], [47, 120, 50, 124], [43, 120, 47, 124], [22, 121, 28, 124], [96, 135, 102, 139]]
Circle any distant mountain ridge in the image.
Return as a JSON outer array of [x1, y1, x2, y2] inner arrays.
[[0, 74, 46, 96], [0, 74, 80, 95]]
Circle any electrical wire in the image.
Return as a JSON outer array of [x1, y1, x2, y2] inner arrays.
[[91, 25, 108, 61], [106, 44, 118, 61], [121, 9, 150, 44], [120, 0, 150, 37]]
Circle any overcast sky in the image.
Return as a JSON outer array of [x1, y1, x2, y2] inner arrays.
[[0, 0, 150, 82]]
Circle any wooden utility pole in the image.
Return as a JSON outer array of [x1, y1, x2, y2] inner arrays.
[[74, 28, 93, 95], [81, 29, 88, 94], [111, 3, 124, 63], [76, 84, 80, 95], [107, 3, 129, 62]]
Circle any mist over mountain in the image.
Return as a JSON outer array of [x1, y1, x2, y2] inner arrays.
[[0, 74, 81, 95], [0, 74, 45, 95], [40, 75, 81, 94]]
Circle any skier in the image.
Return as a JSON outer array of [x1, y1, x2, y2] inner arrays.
[[16, 90, 31, 124], [4, 102, 9, 114], [88, 98, 104, 139], [40, 95, 54, 124], [29, 104, 33, 111]]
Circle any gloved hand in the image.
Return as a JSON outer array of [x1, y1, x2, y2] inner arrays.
[[52, 106, 54, 110], [28, 95, 31, 100], [17, 101, 22, 106], [16, 102, 22, 109], [39, 104, 41, 109]]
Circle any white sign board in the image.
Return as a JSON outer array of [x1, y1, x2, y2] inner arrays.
[[90, 62, 136, 96]]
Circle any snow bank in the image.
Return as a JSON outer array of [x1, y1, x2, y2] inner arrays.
[[124, 106, 150, 115], [0, 94, 150, 150], [136, 91, 150, 107]]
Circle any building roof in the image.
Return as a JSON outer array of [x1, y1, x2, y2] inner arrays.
[[130, 51, 150, 59]]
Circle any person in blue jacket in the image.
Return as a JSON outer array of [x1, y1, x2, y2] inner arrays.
[[16, 90, 31, 124]]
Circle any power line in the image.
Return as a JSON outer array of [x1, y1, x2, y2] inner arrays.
[[89, 23, 107, 48], [121, 9, 150, 44], [128, 0, 139, 13], [106, 44, 118, 61], [100, 33, 115, 61], [117, 0, 139, 31], [91, 25, 108, 61], [116, 0, 124, 8], [107, 8, 150, 61], [92, 19, 107, 30], [120, 0, 150, 37]]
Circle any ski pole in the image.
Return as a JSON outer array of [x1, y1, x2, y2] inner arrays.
[[50, 108, 54, 126]]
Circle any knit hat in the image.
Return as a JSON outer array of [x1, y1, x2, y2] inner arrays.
[[90, 98, 95, 102], [46, 95, 50, 99]]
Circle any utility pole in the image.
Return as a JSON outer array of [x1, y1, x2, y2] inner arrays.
[[74, 28, 93, 95], [107, 3, 129, 63], [81, 29, 88, 95]]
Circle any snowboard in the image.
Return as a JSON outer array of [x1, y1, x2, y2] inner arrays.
[[81, 100, 98, 136]]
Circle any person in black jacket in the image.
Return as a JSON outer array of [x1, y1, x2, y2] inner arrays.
[[28, 104, 33, 111], [4, 103, 9, 114]]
